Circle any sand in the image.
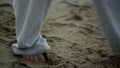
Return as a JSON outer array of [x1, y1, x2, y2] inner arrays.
[[0, 0, 120, 68]]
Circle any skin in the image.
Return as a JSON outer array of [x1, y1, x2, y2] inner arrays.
[[23, 54, 46, 62]]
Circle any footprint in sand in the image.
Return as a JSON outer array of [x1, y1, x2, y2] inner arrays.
[[0, 4, 15, 35], [48, 22, 67, 27], [78, 26, 94, 36], [12, 61, 31, 68], [42, 35, 63, 43]]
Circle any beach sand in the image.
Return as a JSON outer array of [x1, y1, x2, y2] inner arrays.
[[0, 0, 120, 68]]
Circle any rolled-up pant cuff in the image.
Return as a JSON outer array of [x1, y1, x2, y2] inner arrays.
[[12, 37, 51, 55]]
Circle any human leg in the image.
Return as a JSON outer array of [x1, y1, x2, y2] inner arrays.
[[12, 0, 52, 61], [92, 0, 120, 56]]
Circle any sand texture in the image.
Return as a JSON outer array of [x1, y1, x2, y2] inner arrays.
[[0, 0, 120, 68]]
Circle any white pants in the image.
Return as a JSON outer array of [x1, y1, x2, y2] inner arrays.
[[93, 0, 120, 56], [12, 0, 120, 56], [12, 0, 52, 55]]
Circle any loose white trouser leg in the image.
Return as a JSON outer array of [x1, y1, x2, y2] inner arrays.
[[92, 0, 120, 56], [12, 0, 52, 55]]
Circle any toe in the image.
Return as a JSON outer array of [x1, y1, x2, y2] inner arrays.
[[29, 56, 34, 61], [25, 56, 30, 61], [38, 54, 45, 62], [23, 56, 26, 59], [33, 56, 39, 62]]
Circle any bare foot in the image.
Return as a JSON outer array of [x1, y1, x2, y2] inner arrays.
[[23, 53, 48, 62]]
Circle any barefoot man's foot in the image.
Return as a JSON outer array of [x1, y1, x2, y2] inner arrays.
[[23, 53, 48, 62]]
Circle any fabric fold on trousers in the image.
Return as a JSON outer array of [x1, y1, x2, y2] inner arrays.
[[12, 0, 52, 55], [92, 0, 120, 56]]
